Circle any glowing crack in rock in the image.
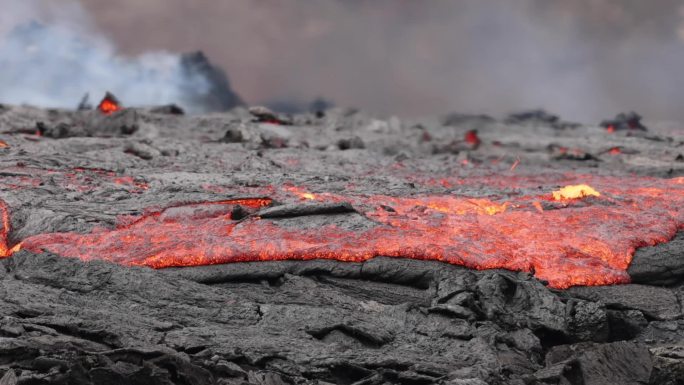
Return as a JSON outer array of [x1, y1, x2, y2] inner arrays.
[[1, 173, 683, 289], [0, 200, 12, 258]]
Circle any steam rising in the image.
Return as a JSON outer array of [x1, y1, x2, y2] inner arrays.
[[0, 0, 213, 112], [78, 0, 684, 122], [3, 0, 684, 122]]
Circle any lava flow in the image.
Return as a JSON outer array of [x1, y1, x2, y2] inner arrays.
[[0, 200, 12, 258], [1, 173, 681, 289]]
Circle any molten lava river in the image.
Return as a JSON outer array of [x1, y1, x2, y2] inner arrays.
[[1, 172, 683, 289]]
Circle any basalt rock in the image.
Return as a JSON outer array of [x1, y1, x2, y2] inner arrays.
[[541, 341, 653, 385], [248, 106, 293, 126], [34, 108, 139, 138], [180, 51, 244, 112], [149, 104, 185, 116], [505, 109, 581, 129], [0, 104, 682, 384], [628, 231, 684, 285], [600, 111, 648, 131]]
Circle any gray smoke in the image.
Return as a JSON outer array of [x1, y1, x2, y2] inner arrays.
[[0, 0, 237, 113], [76, 0, 684, 123], [4, 0, 684, 122]]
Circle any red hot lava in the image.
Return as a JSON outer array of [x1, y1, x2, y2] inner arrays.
[[2, 173, 682, 289], [98, 92, 122, 115], [0, 201, 12, 258], [464, 130, 481, 147]]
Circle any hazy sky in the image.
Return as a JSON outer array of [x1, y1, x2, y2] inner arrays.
[[5, 0, 684, 122]]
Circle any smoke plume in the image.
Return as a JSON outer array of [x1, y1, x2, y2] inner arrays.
[[3, 0, 684, 122], [0, 0, 241, 113]]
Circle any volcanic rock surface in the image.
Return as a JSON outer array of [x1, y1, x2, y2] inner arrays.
[[0, 104, 683, 384]]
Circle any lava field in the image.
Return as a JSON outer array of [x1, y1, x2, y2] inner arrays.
[[0, 101, 683, 385]]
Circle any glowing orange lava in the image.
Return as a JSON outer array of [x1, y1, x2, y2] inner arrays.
[[1, 173, 683, 290], [98, 94, 122, 115], [0, 200, 11, 257]]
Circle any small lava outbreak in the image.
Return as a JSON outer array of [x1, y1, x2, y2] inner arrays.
[[0, 200, 12, 258], [98, 92, 122, 115], [2, 172, 683, 289]]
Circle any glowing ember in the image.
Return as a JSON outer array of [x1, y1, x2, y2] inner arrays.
[[606, 125, 615, 133], [98, 92, 122, 115], [0, 140, 8, 148], [552, 184, 600, 200], [285, 186, 317, 201], [464, 130, 481, 146], [609, 147, 622, 155], [533, 201, 544, 213], [510, 157, 521, 171], [0, 201, 11, 257]]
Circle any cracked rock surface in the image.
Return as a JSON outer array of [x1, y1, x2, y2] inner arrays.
[[2, 252, 683, 384], [0, 104, 683, 384]]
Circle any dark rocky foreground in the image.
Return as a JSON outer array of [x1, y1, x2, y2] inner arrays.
[[0, 104, 683, 384]]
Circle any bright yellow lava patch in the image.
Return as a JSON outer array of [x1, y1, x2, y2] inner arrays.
[[552, 184, 601, 200]]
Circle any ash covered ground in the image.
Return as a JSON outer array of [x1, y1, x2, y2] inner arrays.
[[0, 103, 683, 385]]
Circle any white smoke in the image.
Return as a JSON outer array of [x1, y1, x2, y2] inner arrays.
[[4, 0, 684, 122], [0, 0, 210, 111]]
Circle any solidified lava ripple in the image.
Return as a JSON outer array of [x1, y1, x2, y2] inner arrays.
[[1, 173, 683, 289]]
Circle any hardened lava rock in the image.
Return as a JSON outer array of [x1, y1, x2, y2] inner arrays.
[[600, 111, 648, 132], [0, 104, 683, 384]]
